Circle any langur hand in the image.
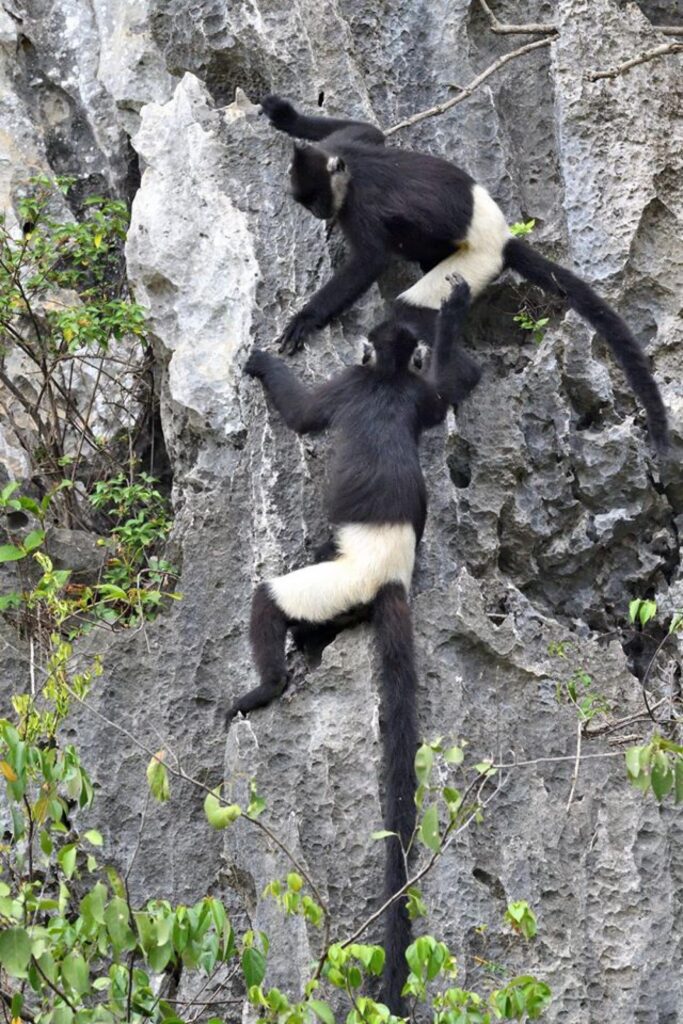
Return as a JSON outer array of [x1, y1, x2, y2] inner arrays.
[[440, 274, 471, 313], [260, 95, 298, 131], [244, 348, 271, 378], [277, 310, 318, 355]]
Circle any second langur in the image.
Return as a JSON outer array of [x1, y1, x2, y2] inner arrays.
[[229, 280, 471, 1015], [260, 94, 668, 451]]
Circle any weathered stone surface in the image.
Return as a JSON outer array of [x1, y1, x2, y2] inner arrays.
[[1, 1, 682, 1021]]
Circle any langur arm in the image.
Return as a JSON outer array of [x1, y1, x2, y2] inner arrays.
[[427, 278, 481, 409], [279, 248, 389, 354], [417, 279, 477, 426], [261, 95, 385, 144], [244, 349, 341, 433]]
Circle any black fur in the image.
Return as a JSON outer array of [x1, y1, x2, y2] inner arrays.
[[262, 95, 668, 450], [232, 290, 469, 1011], [373, 581, 419, 1015], [504, 238, 669, 451], [228, 583, 289, 718], [243, 309, 458, 538]]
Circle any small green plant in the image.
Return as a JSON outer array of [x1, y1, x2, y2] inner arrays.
[[0, 479, 178, 635], [513, 309, 550, 346], [628, 598, 658, 628], [556, 669, 609, 723], [625, 735, 683, 803], [509, 219, 536, 237], [504, 902, 538, 941], [87, 472, 177, 624], [0, 175, 148, 481]]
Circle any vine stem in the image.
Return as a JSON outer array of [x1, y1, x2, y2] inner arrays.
[[385, 37, 553, 135], [476, 0, 556, 35], [565, 719, 582, 813], [587, 41, 683, 81]]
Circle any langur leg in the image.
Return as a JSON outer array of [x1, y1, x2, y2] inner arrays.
[[227, 583, 288, 720]]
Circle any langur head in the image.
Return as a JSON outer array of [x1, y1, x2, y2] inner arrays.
[[366, 320, 418, 376], [288, 145, 350, 219]]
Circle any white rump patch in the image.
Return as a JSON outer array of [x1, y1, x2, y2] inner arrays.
[[399, 184, 510, 309], [268, 522, 416, 623]]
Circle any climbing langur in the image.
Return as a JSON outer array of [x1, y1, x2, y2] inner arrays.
[[259, 94, 668, 451], [229, 280, 471, 1014]]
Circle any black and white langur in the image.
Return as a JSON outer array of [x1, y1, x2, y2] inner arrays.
[[260, 94, 669, 451], [228, 280, 471, 1014]]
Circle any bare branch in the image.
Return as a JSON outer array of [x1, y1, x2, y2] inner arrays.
[[659, 26, 683, 36], [476, 0, 556, 35], [587, 41, 683, 80], [385, 37, 553, 136], [565, 719, 582, 813]]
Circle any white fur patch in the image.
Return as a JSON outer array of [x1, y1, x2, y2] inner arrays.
[[268, 522, 416, 623], [399, 184, 510, 308]]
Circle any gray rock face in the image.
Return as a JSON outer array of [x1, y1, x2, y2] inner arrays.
[[1, 1, 682, 1021]]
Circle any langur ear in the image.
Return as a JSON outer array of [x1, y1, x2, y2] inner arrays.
[[326, 155, 346, 174]]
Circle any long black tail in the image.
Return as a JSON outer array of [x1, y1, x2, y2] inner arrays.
[[503, 237, 669, 452], [373, 582, 419, 1016]]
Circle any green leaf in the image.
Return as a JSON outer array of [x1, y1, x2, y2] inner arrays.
[[371, 830, 397, 840], [204, 787, 241, 829], [0, 927, 31, 977], [0, 544, 25, 562], [242, 947, 266, 988], [247, 781, 266, 817], [638, 600, 657, 627], [625, 746, 641, 779], [444, 746, 464, 765], [675, 759, 683, 804], [0, 481, 20, 502], [57, 843, 77, 879], [414, 744, 433, 785], [509, 219, 536, 237], [22, 529, 45, 553], [418, 804, 440, 852], [52, 1005, 74, 1024], [61, 951, 90, 996], [146, 751, 170, 803], [309, 999, 335, 1024], [80, 882, 107, 926], [83, 829, 103, 846], [651, 752, 673, 801], [628, 599, 641, 624], [105, 896, 136, 951]]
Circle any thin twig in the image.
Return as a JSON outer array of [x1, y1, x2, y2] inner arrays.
[[565, 718, 582, 813], [639, 634, 672, 723], [493, 750, 622, 769], [584, 697, 669, 737], [337, 776, 502, 950], [163, 998, 243, 1007], [587, 41, 683, 80], [32, 958, 77, 1012], [385, 37, 553, 135], [476, 0, 556, 35], [125, 788, 150, 883]]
